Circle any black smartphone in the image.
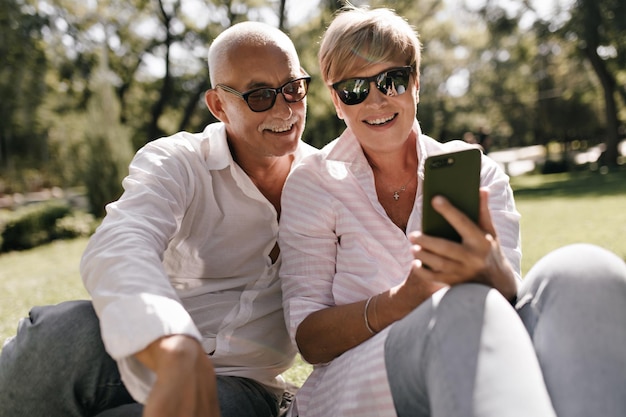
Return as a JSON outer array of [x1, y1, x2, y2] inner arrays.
[[422, 148, 481, 242]]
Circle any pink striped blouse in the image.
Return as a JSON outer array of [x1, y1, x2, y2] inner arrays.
[[279, 120, 521, 417]]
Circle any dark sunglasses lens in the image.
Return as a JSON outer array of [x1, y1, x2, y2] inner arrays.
[[376, 68, 411, 96], [283, 79, 309, 102], [246, 89, 277, 112], [335, 79, 370, 105]]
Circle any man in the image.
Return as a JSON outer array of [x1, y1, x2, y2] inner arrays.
[[0, 21, 315, 417]]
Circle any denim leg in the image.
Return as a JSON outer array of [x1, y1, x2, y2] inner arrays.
[[0, 301, 279, 417], [517, 243, 626, 417], [216, 375, 280, 417], [385, 283, 555, 417], [0, 300, 135, 417], [93, 376, 279, 417], [95, 403, 144, 417]]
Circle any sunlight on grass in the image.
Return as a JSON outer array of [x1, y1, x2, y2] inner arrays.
[[283, 354, 313, 387], [0, 238, 90, 344], [517, 195, 626, 275]]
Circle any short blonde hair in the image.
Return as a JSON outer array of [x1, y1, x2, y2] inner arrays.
[[319, 5, 421, 85]]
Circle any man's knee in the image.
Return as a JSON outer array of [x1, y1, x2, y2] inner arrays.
[[1, 300, 104, 377]]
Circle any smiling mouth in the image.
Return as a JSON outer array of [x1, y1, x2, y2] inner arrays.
[[364, 114, 397, 126], [269, 124, 293, 133]]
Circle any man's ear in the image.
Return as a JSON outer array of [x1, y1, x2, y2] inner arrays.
[[205, 89, 229, 123], [329, 89, 345, 120]]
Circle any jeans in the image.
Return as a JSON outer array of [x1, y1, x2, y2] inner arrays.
[[517, 243, 626, 417], [385, 243, 626, 417], [0, 301, 279, 417]]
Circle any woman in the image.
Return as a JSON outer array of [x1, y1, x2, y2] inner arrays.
[[279, 4, 626, 417]]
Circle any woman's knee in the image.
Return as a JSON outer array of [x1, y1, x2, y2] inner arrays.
[[518, 244, 626, 326], [521, 243, 626, 294]]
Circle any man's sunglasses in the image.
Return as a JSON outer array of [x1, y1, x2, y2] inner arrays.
[[332, 66, 413, 106], [216, 76, 311, 112]]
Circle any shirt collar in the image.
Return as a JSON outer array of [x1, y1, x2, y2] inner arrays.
[[203, 122, 233, 171]]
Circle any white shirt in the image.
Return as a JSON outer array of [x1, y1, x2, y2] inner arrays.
[[81, 122, 317, 403], [279, 121, 521, 416]]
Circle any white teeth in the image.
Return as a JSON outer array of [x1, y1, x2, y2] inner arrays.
[[366, 115, 395, 125], [270, 125, 292, 133]]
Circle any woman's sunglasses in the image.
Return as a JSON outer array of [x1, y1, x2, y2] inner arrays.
[[216, 76, 311, 112], [332, 66, 413, 106]]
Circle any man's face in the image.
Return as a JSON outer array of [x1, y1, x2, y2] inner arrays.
[[210, 43, 307, 161]]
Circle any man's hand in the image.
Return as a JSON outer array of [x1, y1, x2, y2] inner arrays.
[[135, 335, 221, 417]]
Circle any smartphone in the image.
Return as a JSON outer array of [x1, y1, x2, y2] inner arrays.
[[422, 148, 481, 242]]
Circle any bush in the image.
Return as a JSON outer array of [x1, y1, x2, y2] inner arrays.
[[0, 202, 73, 252], [54, 211, 98, 239]]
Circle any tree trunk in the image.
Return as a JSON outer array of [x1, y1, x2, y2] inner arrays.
[[278, 0, 287, 31], [147, 0, 175, 143], [584, 44, 620, 167]]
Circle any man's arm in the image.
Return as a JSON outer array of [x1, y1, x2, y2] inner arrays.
[[135, 335, 221, 417]]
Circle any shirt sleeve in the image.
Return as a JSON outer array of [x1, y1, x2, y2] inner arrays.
[[279, 157, 339, 347], [80, 139, 202, 403], [480, 154, 522, 281]]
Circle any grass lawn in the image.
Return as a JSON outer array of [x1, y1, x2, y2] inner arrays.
[[1, 168, 625, 386], [511, 169, 626, 273]]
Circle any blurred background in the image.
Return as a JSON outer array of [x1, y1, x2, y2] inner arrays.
[[0, 0, 624, 237]]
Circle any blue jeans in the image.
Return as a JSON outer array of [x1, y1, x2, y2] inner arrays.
[[385, 244, 626, 417], [0, 301, 279, 417]]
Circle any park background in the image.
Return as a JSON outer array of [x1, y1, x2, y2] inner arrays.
[[1, 0, 625, 385]]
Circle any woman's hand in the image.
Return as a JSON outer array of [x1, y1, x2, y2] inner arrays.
[[296, 189, 517, 365], [405, 188, 517, 301], [136, 335, 222, 417]]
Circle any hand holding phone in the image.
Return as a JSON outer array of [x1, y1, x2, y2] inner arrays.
[[422, 148, 481, 242]]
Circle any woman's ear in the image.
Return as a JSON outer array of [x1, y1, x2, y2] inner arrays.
[[205, 89, 229, 123], [329, 89, 345, 120]]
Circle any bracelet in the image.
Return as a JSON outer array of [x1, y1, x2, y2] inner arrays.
[[364, 296, 378, 335], [371, 294, 380, 331]]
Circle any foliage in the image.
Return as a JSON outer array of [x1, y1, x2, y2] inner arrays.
[[0, 0, 48, 167], [53, 211, 98, 239], [82, 49, 133, 217], [0, 200, 97, 253], [478, 0, 626, 163], [0, 0, 624, 194], [0, 202, 71, 251]]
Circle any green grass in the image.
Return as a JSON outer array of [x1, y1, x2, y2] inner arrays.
[[0, 238, 90, 343], [1, 168, 625, 386], [511, 169, 626, 274]]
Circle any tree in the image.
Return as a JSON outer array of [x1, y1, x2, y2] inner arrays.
[[457, 0, 608, 162], [83, 46, 133, 217], [0, 0, 47, 171], [562, 0, 625, 167]]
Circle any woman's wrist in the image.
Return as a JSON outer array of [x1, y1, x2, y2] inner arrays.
[[364, 296, 379, 334]]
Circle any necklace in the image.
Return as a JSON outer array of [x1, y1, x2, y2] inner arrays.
[[391, 174, 415, 201], [376, 172, 415, 201]]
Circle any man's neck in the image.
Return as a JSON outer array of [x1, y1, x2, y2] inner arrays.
[[233, 152, 294, 216]]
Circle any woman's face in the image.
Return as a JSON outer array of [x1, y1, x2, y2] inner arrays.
[[330, 60, 419, 156]]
